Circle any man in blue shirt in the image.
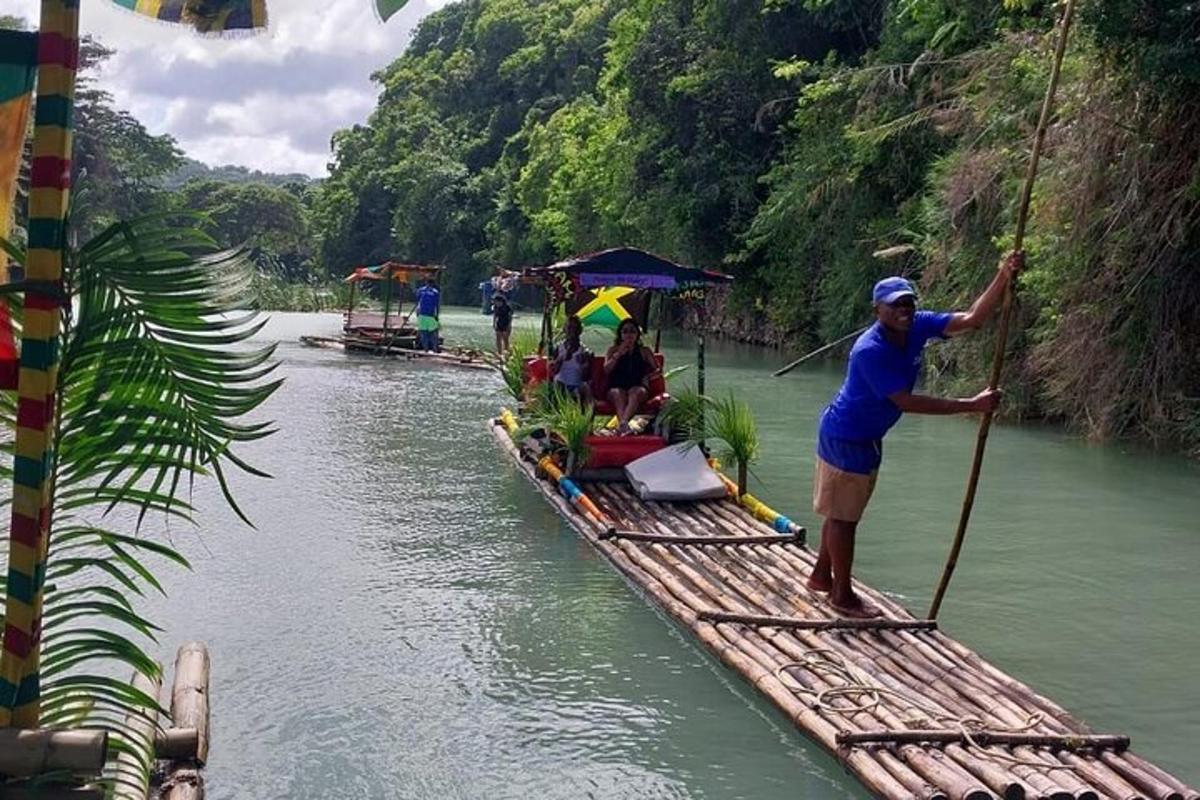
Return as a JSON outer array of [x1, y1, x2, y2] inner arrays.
[[415, 277, 440, 352], [809, 252, 1023, 617]]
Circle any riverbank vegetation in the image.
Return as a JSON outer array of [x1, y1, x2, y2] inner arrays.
[[310, 0, 1199, 453]]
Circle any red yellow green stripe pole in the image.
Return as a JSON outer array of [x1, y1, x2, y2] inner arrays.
[[0, 0, 79, 728]]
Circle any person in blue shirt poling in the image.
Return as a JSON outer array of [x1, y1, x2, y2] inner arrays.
[[808, 251, 1024, 618], [415, 276, 440, 352]]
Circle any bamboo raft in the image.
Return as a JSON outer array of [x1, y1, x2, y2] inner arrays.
[[489, 419, 1198, 800], [299, 335, 492, 370]]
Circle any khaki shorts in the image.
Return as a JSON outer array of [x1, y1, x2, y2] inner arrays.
[[812, 457, 878, 522]]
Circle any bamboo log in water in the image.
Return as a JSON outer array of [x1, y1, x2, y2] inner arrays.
[[0, 729, 107, 776], [698, 610, 936, 631], [599, 529, 801, 546]]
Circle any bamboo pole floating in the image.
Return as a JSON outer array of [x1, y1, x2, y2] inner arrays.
[[0, 728, 108, 776], [928, 0, 1078, 620], [838, 731, 1129, 750]]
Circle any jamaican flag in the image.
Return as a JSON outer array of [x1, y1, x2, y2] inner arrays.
[[567, 286, 651, 331]]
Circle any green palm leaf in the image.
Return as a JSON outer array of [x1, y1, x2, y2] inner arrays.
[[0, 212, 279, 792]]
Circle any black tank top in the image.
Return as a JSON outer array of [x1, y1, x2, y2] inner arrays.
[[609, 348, 650, 389]]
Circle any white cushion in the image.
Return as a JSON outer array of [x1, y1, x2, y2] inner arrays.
[[624, 443, 729, 502]]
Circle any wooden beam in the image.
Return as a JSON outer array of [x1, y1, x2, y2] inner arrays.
[[837, 730, 1130, 751], [600, 529, 801, 546], [0, 729, 107, 776], [697, 611, 937, 631]]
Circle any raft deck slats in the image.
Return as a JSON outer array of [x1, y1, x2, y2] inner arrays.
[[838, 731, 1131, 750], [489, 421, 1198, 800]]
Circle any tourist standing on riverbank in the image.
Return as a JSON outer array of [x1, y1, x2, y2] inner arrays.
[[415, 276, 440, 352], [808, 252, 1023, 617]]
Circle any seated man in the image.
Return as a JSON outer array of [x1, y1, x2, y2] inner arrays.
[[603, 319, 659, 434], [550, 315, 592, 404]]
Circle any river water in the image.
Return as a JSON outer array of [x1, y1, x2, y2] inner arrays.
[[154, 308, 1199, 798]]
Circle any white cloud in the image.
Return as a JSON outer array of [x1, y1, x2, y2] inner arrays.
[[0, 0, 455, 176]]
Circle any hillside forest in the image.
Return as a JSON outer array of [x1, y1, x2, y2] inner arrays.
[[2, 2, 1198, 452]]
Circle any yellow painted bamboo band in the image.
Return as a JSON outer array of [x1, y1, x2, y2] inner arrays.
[[0, 0, 78, 728], [499, 408, 518, 435], [707, 460, 803, 536]]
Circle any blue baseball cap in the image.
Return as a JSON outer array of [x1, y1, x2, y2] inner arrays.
[[872, 276, 917, 305]]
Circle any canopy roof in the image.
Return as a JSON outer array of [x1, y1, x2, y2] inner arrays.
[[344, 262, 444, 284], [526, 247, 732, 291]]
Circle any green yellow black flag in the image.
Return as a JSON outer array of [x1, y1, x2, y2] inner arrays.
[[567, 286, 651, 330]]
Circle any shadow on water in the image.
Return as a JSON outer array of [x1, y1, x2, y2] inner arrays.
[[152, 309, 1195, 798]]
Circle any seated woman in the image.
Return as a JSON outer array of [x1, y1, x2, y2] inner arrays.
[[603, 319, 658, 434], [550, 314, 592, 404]]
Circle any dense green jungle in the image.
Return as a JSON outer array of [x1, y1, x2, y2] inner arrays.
[[4, 1, 1198, 452]]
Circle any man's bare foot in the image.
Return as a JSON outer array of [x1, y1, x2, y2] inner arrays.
[[806, 574, 832, 594], [828, 593, 881, 619]]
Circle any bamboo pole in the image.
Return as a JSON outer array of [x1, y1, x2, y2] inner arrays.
[[698, 611, 936, 631], [929, 0, 1078, 620], [111, 670, 161, 800], [599, 529, 801, 546], [838, 731, 1128, 750], [0, 729, 107, 776], [773, 325, 869, 378], [160, 642, 210, 800]]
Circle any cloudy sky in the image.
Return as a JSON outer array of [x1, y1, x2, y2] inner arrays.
[[0, 0, 451, 176]]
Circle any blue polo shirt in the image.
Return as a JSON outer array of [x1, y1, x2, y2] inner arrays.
[[415, 285, 439, 316], [818, 311, 953, 473]]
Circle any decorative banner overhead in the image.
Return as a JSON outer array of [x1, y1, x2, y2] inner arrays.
[[567, 286, 650, 331], [107, 0, 412, 30], [109, 0, 268, 34]]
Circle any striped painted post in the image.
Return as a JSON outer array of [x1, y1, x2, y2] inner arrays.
[[0, 0, 79, 728]]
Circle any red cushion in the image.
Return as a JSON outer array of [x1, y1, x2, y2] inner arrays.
[[584, 434, 667, 469]]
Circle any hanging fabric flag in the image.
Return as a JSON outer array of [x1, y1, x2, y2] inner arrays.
[[375, 0, 413, 22], [0, 30, 36, 391], [108, 0, 268, 34], [567, 286, 650, 331]]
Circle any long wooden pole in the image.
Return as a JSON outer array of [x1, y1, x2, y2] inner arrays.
[[928, 0, 1077, 620], [0, 0, 79, 728], [772, 325, 869, 377]]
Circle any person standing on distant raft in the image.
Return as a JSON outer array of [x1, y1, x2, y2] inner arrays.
[[492, 293, 513, 354], [415, 276, 440, 352], [808, 252, 1024, 618]]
